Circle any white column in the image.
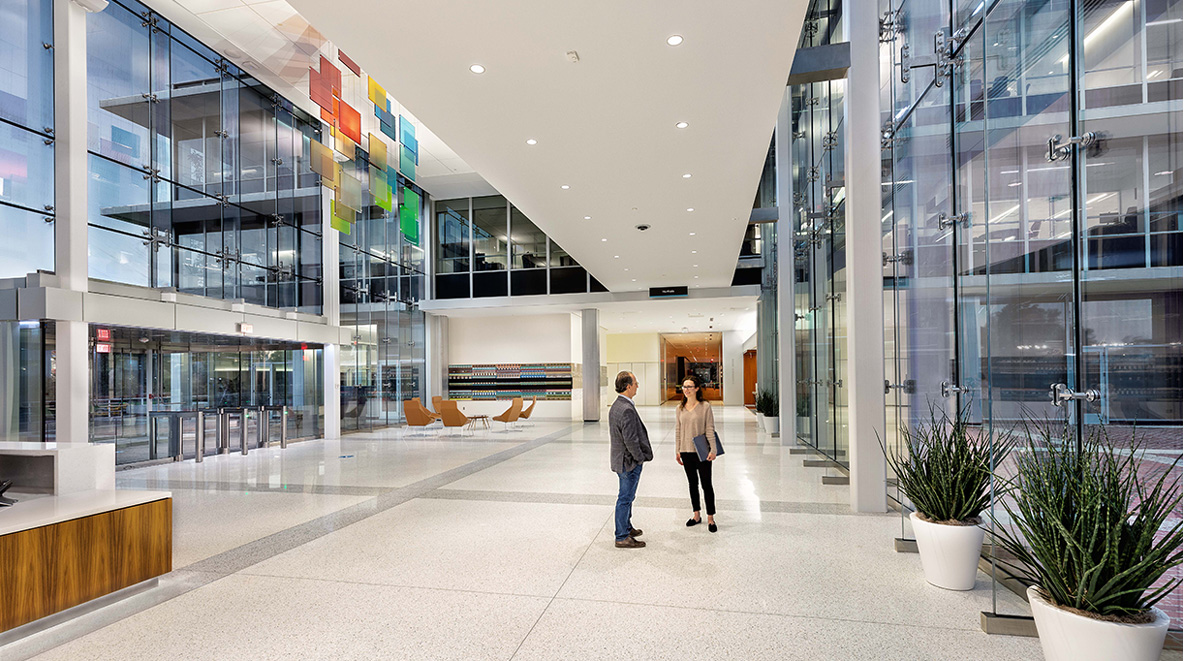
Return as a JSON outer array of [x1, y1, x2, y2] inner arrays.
[[774, 86, 797, 443], [581, 308, 600, 421], [426, 313, 448, 399], [722, 330, 744, 407], [845, 0, 888, 513], [323, 343, 341, 439], [52, 0, 92, 444], [321, 186, 340, 438]]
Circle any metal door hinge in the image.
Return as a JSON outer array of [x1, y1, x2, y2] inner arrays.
[[901, 27, 963, 86], [1047, 133, 1098, 162], [879, 9, 903, 43], [884, 379, 916, 395], [1049, 383, 1099, 407], [938, 212, 970, 229], [882, 250, 913, 266], [941, 381, 966, 398]]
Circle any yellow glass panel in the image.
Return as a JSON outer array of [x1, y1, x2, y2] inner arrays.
[[368, 132, 388, 168], [368, 76, 387, 107], [332, 125, 356, 160]]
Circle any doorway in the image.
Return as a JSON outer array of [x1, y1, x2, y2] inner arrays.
[[660, 333, 723, 401]]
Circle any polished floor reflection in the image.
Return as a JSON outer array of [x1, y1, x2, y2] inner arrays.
[[14, 405, 1171, 660]]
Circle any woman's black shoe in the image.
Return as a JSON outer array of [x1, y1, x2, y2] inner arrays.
[[686, 517, 700, 527], [708, 522, 718, 533]]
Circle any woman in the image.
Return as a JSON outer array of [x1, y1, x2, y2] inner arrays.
[[675, 374, 718, 532]]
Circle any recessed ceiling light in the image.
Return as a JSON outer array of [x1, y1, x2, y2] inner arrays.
[[601, 238, 607, 242], [667, 35, 684, 46], [693, 264, 698, 267], [584, 216, 591, 220], [675, 121, 689, 129], [683, 173, 692, 179], [689, 232, 696, 236], [614, 255, 620, 259], [687, 208, 694, 212], [561, 184, 570, 190], [694, 275, 699, 279], [632, 278, 637, 282], [470, 64, 486, 74], [526, 138, 537, 145], [692, 250, 698, 254], [625, 268, 630, 271]]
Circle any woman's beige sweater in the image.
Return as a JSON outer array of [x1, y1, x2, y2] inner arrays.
[[675, 401, 716, 455]]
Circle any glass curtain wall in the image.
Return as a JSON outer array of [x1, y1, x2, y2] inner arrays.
[[791, 2, 849, 466], [0, 0, 55, 279], [338, 170, 427, 433], [86, 0, 323, 312], [88, 326, 323, 465], [880, 0, 1182, 625], [433, 194, 607, 299]]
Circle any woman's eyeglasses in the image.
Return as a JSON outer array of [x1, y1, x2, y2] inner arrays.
[[681, 385, 697, 389]]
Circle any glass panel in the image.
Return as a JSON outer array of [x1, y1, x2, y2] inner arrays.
[[548, 239, 578, 267], [0, 122, 53, 214], [0, 0, 54, 133], [168, 41, 222, 197], [89, 225, 150, 286], [471, 195, 507, 270], [88, 154, 151, 235], [87, 2, 151, 168], [510, 206, 546, 269], [0, 204, 52, 278], [436, 198, 470, 273]]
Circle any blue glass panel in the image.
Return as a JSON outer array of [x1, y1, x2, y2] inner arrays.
[[0, 0, 54, 133], [0, 122, 53, 212], [0, 203, 52, 278]]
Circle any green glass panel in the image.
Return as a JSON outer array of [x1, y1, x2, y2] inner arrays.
[[400, 187, 420, 245], [399, 144, 416, 181]]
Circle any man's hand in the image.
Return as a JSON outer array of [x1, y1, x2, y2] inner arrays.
[[676, 453, 683, 465], [707, 451, 716, 461]]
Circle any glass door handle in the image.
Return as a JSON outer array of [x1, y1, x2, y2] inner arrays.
[[941, 381, 966, 397], [1049, 383, 1099, 407]]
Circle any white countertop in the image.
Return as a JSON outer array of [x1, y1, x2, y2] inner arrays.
[[0, 489, 172, 536]]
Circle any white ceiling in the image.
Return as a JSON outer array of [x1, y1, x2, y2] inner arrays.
[[285, 0, 807, 291]]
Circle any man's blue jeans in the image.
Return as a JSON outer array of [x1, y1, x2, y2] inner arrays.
[[615, 463, 643, 541]]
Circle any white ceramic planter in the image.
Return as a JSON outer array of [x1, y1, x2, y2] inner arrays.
[[1027, 586, 1169, 661], [909, 511, 983, 590], [754, 413, 766, 431], [762, 415, 780, 435]]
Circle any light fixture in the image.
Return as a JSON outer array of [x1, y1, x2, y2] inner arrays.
[[632, 278, 637, 282], [526, 138, 537, 145], [694, 275, 699, 279], [469, 64, 486, 74], [687, 207, 694, 212], [675, 121, 689, 129], [693, 264, 698, 267], [667, 35, 684, 46], [561, 184, 570, 190], [692, 250, 698, 254], [689, 232, 696, 236], [584, 215, 591, 220], [601, 238, 607, 242], [683, 173, 692, 179], [614, 255, 620, 259]]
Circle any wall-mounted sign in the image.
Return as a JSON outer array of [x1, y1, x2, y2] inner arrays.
[[96, 343, 111, 354], [237, 323, 254, 334], [96, 328, 111, 341], [649, 286, 688, 298]]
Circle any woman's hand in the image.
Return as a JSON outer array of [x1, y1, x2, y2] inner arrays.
[[676, 453, 683, 465], [707, 451, 716, 461]]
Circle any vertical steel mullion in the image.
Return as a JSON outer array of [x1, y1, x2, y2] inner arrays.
[[1067, 0, 1085, 452]]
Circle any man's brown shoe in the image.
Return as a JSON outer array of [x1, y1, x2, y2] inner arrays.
[[615, 537, 646, 548], [629, 528, 643, 537]]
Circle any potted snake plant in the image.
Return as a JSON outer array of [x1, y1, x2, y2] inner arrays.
[[993, 423, 1180, 661], [882, 406, 1012, 590], [755, 389, 779, 434]]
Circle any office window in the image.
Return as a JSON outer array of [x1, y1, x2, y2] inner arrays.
[[472, 195, 507, 271], [510, 206, 546, 269]]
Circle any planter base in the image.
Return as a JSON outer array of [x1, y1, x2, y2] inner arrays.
[[1028, 586, 1169, 661], [910, 512, 984, 591]]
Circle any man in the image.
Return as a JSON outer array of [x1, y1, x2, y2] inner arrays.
[[609, 371, 653, 548]]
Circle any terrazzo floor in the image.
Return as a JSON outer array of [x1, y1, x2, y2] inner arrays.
[[4, 404, 1177, 660]]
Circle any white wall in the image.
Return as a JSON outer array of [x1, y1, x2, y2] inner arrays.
[[448, 313, 576, 419], [605, 332, 662, 406]]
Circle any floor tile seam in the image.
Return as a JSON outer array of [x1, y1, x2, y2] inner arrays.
[[118, 480, 388, 496], [224, 569, 557, 601], [544, 595, 984, 633], [508, 513, 614, 660], [419, 489, 857, 515]]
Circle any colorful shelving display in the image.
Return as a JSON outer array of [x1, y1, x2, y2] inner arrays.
[[448, 363, 573, 401]]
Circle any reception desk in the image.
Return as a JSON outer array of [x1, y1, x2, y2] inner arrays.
[[0, 490, 172, 633]]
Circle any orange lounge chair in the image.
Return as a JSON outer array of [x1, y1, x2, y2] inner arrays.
[[519, 397, 537, 426], [492, 397, 523, 432], [403, 399, 437, 435], [440, 401, 471, 436]]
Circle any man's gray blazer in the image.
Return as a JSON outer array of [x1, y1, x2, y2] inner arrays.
[[609, 395, 653, 473]]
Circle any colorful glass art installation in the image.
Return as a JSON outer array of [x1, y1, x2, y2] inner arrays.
[[338, 50, 362, 76], [338, 101, 361, 144], [400, 186, 420, 245], [399, 144, 416, 180], [368, 76, 387, 107], [330, 200, 353, 234], [368, 132, 388, 169], [371, 165, 392, 211], [399, 115, 418, 155]]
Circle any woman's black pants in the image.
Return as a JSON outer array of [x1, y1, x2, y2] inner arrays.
[[680, 452, 716, 515]]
